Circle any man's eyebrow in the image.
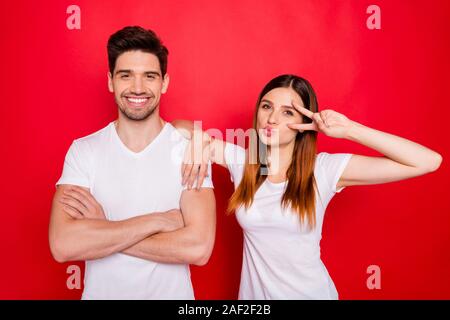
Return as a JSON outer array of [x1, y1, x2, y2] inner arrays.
[[144, 71, 161, 76], [115, 69, 131, 75], [114, 70, 161, 76]]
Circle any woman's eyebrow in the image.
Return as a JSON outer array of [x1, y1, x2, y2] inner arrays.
[[260, 99, 299, 110]]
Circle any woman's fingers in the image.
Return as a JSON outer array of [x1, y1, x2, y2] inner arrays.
[[289, 108, 349, 137], [287, 123, 318, 132], [195, 143, 210, 189], [196, 163, 208, 190], [320, 110, 330, 127], [187, 164, 200, 190], [181, 164, 185, 183], [182, 139, 196, 185], [290, 102, 328, 132], [182, 131, 213, 189], [312, 113, 328, 131], [292, 101, 314, 119], [287, 110, 328, 133], [182, 163, 194, 185], [182, 134, 204, 185]]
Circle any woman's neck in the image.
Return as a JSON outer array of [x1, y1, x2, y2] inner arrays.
[[267, 142, 295, 182]]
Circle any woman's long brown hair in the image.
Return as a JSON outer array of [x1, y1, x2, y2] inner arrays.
[[227, 74, 319, 230]]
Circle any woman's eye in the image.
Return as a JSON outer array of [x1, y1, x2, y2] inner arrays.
[[261, 104, 270, 109], [284, 111, 294, 116]]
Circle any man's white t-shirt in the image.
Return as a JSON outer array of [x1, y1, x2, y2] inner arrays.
[[56, 121, 213, 300], [224, 142, 352, 300]]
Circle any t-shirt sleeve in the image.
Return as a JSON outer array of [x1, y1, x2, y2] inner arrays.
[[55, 140, 91, 188], [316, 152, 353, 194], [223, 142, 246, 184]]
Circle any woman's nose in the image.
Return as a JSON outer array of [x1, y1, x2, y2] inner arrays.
[[267, 111, 278, 124]]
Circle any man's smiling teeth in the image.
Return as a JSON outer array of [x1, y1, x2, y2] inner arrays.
[[126, 97, 148, 103]]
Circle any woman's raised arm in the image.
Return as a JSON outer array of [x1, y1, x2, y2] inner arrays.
[[287, 104, 443, 189]]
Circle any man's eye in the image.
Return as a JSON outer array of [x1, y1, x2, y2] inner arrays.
[[120, 74, 129, 79]]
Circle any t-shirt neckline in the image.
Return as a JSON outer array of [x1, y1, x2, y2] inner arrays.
[[264, 178, 288, 191], [110, 121, 169, 157]]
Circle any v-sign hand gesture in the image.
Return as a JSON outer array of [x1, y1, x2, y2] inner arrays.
[[287, 102, 355, 139]]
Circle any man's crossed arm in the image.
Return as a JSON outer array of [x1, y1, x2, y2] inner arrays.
[[48, 185, 216, 266]]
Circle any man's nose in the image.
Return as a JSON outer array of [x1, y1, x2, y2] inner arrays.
[[131, 77, 144, 94]]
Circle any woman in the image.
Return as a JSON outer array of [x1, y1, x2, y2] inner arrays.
[[177, 74, 442, 299]]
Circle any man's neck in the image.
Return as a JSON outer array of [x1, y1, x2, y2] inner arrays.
[[114, 113, 166, 153]]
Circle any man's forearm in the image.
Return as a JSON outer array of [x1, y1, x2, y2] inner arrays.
[[122, 225, 214, 266], [51, 214, 163, 262]]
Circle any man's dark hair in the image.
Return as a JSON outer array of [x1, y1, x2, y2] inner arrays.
[[107, 26, 169, 76]]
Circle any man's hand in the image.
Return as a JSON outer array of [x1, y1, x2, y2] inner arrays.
[[157, 209, 185, 232], [59, 186, 106, 220], [50, 185, 179, 263], [59, 186, 184, 233], [121, 188, 216, 265]]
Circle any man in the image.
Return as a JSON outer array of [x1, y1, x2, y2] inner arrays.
[[49, 26, 216, 299]]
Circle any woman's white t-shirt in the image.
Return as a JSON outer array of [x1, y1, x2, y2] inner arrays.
[[224, 142, 352, 300]]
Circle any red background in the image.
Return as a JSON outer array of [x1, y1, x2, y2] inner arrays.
[[1, 0, 449, 299]]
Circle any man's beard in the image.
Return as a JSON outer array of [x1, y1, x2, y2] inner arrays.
[[116, 98, 157, 121]]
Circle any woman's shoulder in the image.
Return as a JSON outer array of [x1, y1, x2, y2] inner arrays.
[[224, 142, 246, 166], [315, 152, 353, 167], [315, 152, 353, 193]]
